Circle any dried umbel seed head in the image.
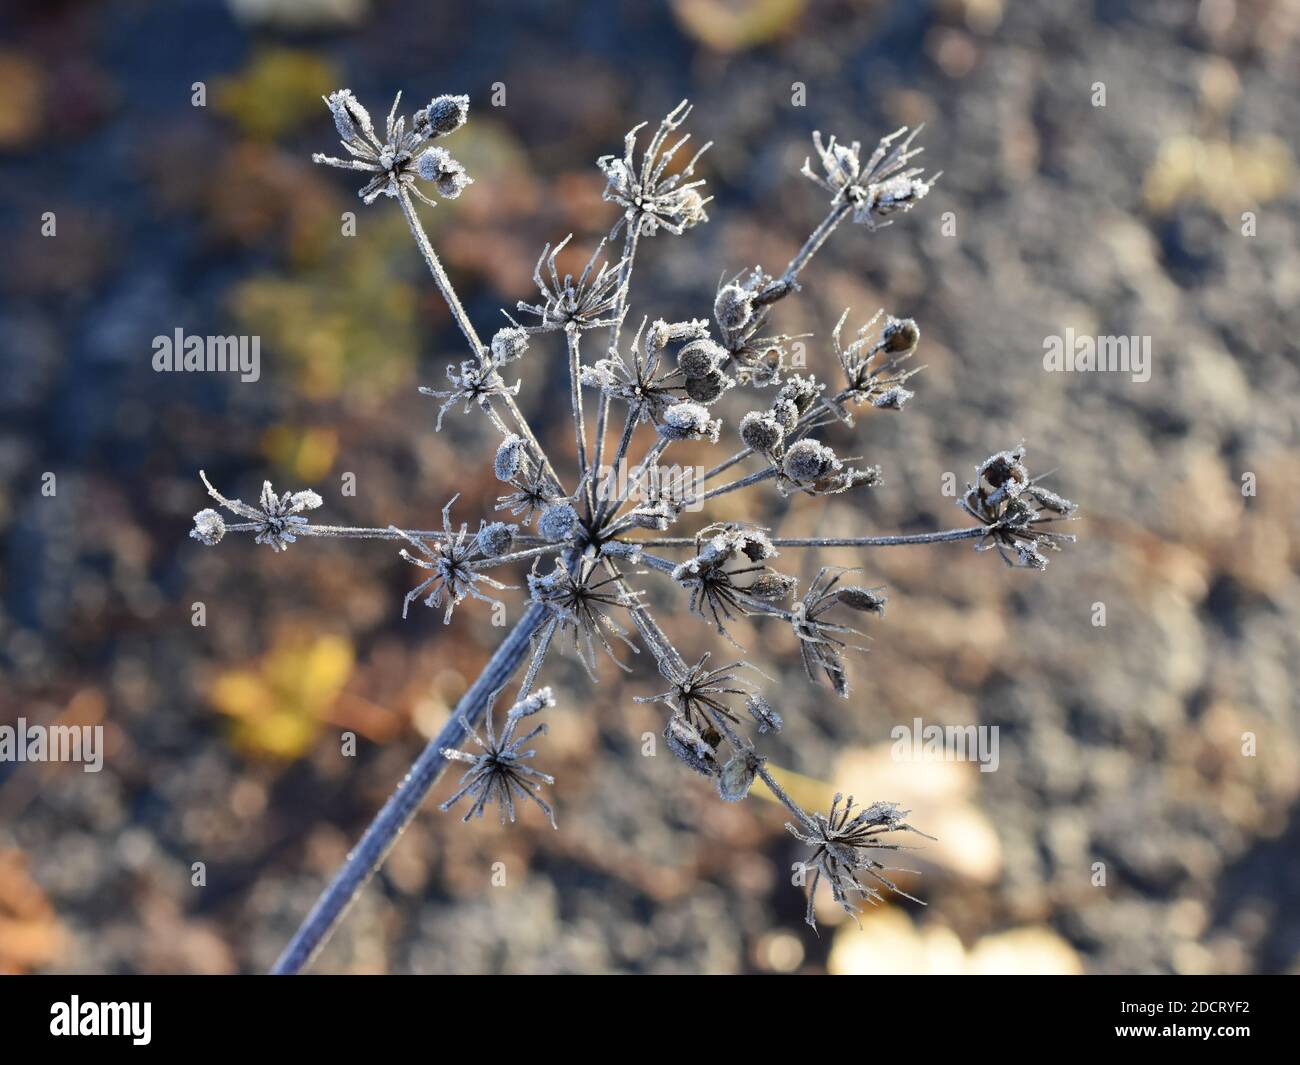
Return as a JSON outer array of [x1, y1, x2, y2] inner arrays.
[[494, 434, 526, 481], [677, 338, 727, 379], [490, 326, 529, 365], [190, 508, 226, 546], [746, 693, 783, 734], [475, 520, 517, 558], [416, 147, 472, 199], [415, 93, 469, 137], [658, 401, 721, 443], [783, 439, 841, 484], [739, 410, 785, 454], [717, 750, 765, 802], [834, 585, 888, 615], [538, 502, 580, 543], [685, 369, 730, 403], [714, 281, 754, 334]]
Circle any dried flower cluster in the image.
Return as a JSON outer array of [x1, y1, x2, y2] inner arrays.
[[198, 91, 1078, 958]]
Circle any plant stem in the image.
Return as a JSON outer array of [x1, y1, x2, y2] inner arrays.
[[630, 526, 987, 548], [397, 189, 560, 492], [270, 600, 550, 974], [592, 226, 640, 510]]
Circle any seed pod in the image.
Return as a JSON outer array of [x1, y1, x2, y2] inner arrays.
[[677, 338, 726, 379], [745, 693, 783, 734], [881, 315, 919, 355], [685, 369, 728, 403], [326, 89, 374, 144], [475, 520, 517, 558], [494, 434, 526, 481], [190, 508, 226, 546], [490, 326, 529, 365], [782, 439, 840, 484], [658, 402, 720, 443], [871, 385, 914, 410], [717, 750, 764, 802], [664, 716, 719, 776], [714, 282, 753, 334], [770, 399, 799, 432], [416, 93, 469, 137], [745, 572, 797, 602], [538, 502, 580, 543], [834, 586, 887, 615], [739, 410, 784, 455]]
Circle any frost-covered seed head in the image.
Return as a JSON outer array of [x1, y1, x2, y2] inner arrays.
[[746, 694, 783, 734], [685, 369, 729, 404], [717, 750, 764, 802], [490, 326, 529, 365], [325, 89, 373, 143], [881, 316, 920, 355], [745, 572, 798, 602], [538, 502, 580, 543], [418, 93, 469, 137], [191, 508, 226, 546], [475, 521, 517, 558], [739, 410, 784, 454], [658, 402, 721, 443], [783, 439, 841, 483], [714, 282, 754, 334], [834, 586, 887, 615], [417, 147, 471, 199], [494, 434, 525, 481], [677, 338, 726, 379]]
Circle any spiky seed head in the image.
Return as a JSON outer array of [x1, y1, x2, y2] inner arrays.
[[538, 502, 580, 543], [490, 326, 529, 365], [191, 508, 226, 546], [739, 410, 784, 454], [783, 439, 840, 484]]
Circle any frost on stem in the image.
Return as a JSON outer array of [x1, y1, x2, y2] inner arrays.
[[196, 91, 1085, 969]]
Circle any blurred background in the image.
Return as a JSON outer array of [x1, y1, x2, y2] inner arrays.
[[1, 0, 1298, 975]]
